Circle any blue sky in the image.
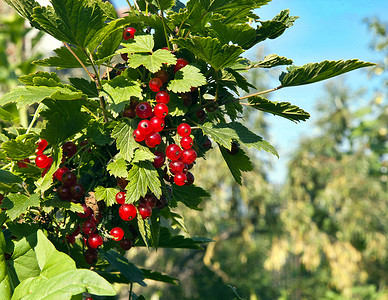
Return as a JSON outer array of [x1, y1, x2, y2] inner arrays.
[[113, 0, 387, 183]]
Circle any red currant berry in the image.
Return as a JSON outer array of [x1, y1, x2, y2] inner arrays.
[[150, 117, 165, 132], [137, 120, 153, 136], [202, 137, 212, 149], [117, 177, 128, 189], [227, 141, 240, 155], [88, 234, 103, 249], [174, 58, 189, 73], [35, 154, 50, 169], [121, 53, 128, 61], [119, 203, 137, 221], [174, 173, 187, 186], [82, 220, 96, 235], [84, 248, 98, 265], [166, 144, 182, 161], [185, 172, 194, 186], [133, 129, 146, 142], [62, 171, 77, 187], [70, 183, 85, 200], [155, 91, 170, 104], [155, 69, 169, 84], [154, 103, 169, 118], [196, 109, 207, 122], [153, 151, 165, 168], [36, 139, 48, 153], [120, 238, 133, 250], [116, 191, 126, 204], [135, 102, 152, 119], [66, 235, 76, 245], [149, 78, 163, 92], [17, 158, 30, 168], [122, 107, 136, 118], [140, 194, 157, 208], [169, 161, 185, 174], [54, 166, 69, 181], [72, 225, 81, 236], [155, 195, 168, 209], [62, 141, 77, 158], [77, 203, 92, 218], [177, 123, 191, 137], [145, 132, 161, 148], [110, 227, 124, 241], [180, 136, 193, 149], [57, 185, 72, 201], [123, 27, 136, 40], [181, 148, 197, 164], [138, 203, 152, 219]]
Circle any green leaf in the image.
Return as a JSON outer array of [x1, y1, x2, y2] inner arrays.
[[111, 120, 138, 161], [1, 137, 35, 160], [95, 186, 120, 207], [0, 107, 14, 123], [171, 184, 209, 210], [0, 86, 84, 108], [125, 162, 162, 203], [18, 71, 61, 86], [0, 230, 12, 300], [121, 35, 154, 53], [279, 59, 376, 87], [0, 170, 22, 184], [137, 210, 150, 249], [41, 198, 84, 214], [3, 0, 41, 29], [69, 78, 98, 98], [101, 250, 146, 287], [219, 145, 253, 185], [155, 0, 175, 10], [95, 27, 122, 62], [127, 49, 177, 73], [31, 0, 107, 48], [1, 194, 40, 220], [141, 268, 179, 285], [150, 211, 160, 249], [33, 46, 91, 69], [34, 148, 62, 194], [173, 37, 244, 70], [209, 22, 256, 49], [132, 148, 155, 163], [251, 54, 293, 68], [107, 157, 128, 178], [247, 96, 310, 122], [167, 65, 207, 93]]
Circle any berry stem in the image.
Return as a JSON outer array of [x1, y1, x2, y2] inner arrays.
[[26, 103, 43, 134]]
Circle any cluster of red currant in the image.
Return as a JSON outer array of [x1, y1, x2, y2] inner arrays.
[[33, 139, 53, 176]]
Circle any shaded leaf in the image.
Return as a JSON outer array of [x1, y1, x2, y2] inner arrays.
[[0, 170, 22, 184], [171, 184, 209, 210], [251, 54, 293, 68], [69, 78, 98, 98], [141, 268, 179, 285], [1, 138, 35, 160], [18, 71, 61, 86], [219, 146, 253, 185], [0, 230, 12, 299], [33, 46, 91, 69]]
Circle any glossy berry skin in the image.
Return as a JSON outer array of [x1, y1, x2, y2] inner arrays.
[[84, 248, 98, 265], [77, 203, 92, 218], [54, 166, 69, 181], [62, 141, 77, 158], [122, 107, 136, 118], [133, 129, 146, 142], [82, 220, 96, 235], [70, 183, 85, 200], [154, 103, 169, 118], [119, 203, 137, 221], [141, 194, 157, 208], [36, 138, 48, 153], [145, 132, 161, 148], [135, 102, 152, 119], [123, 27, 136, 40], [155, 69, 169, 84], [177, 123, 191, 137], [17, 158, 30, 168], [137, 119, 153, 136], [174, 173, 187, 186], [66, 235, 75, 245], [185, 172, 195, 186], [35, 154, 50, 169], [155, 91, 170, 104], [138, 203, 152, 219], [110, 227, 124, 241], [62, 171, 77, 187], [174, 58, 189, 73], [150, 117, 165, 132], [149, 78, 163, 92], [120, 238, 133, 250], [166, 144, 182, 161], [202, 138, 212, 149], [88, 234, 103, 249], [169, 161, 186, 174], [57, 185, 72, 201], [181, 148, 197, 165], [153, 151, 165, 168], [116, 191, 126, 204], [180, 136, 193, 149]]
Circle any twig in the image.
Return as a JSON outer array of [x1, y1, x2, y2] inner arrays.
[[63, 43, 94, 81], [26, 103, 43, 134], [238, 86, 282, 100]]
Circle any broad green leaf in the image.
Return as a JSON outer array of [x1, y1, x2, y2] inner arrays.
[[128, 50, 177, 73], [219, 145, 253, 185], [7, 223, 39, 239], [223, 68, 255, 93], [95, 27, 122, 62], [173, 37, 244, 70], [279, 59, 376, 87], [209, 22, 256, 49], [0, 230, 12, 300], [19, 71, 61, 86], [201, 0, 271, 12], [125, 162, 162, 203], [1, 137, 35, 160], [0, 170, 22, 184], [248, 96, 310, 122], [107, 157, 128, 178], [137, 209, 150, 249], [168, 93, 188, 116], [251, 54, 293, 68], [41, 198, 84, 214], [167, 65, 207, 93], [132, 148, 155, 163], [0, 86, 84, 108], [3, 0, 41, 29], [95, 186, 120, 207], [96, 0, 118, 20], [87, 122, 113, 146], [0, 107, 14, 123], [69, 78, 98, 98], [111, 120, 138, 161], [155, 0, 176, 10], [121, 35, 154, 53], [33, 46, 91, 69], [101, 250, 146, 286], [172, 184, 209, 210], [31, 0, 107, 48], [1, 194, 40, 220], [141, 268, 179, 285], [34, 148, 62, 194]]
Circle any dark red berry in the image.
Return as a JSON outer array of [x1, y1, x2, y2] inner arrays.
[[140, 194, 157, 208], [120, 238, 133, 250], [133, 129, 146, 142], [77, 203, 92, 218], [149, 78, 163, 92], [57, 185, 72, 201], [174, 58, 189, 73], [174, 173, 187, 186], [150, 117, 165, 132], [110, 227, 124, 241], [153, 151, 165, 168], [155, 91, 170, 104], [202, 138, 212, 149], [17, 158, 30, 168], [62, 141, 77, 158], [121, 53, 128, 61], [35, 154, 50, 169], [135, 102, 152, 119], [123, 27, 136, 40], [117, 177, 128, 189], [154, 103, 169, 118], [177, 123, 191, 137], [62, 171, 77, 187], [70, 183, 85, 200], [72, 225, 81, 236], [181, 93, 192, 107], [180, 136, 193, 149], [119, 203, 137, 221], [84, 248, 98, 265], [55, 166, 69, 181], [122, 107, 136, 118], [227, 141, 240, 155], [196, 109, 207, 122], [166, 144, 182, 161], [181, 148, 197, 164], [154, 70, 169, 84], [116, 191, 126, 204], [138, 203, 152, 219], [66, 235, 76, 245], [155, 195, 168, 209], [185, 172, 194, 186], [145, 132, 161, 148], [82, 220, 96, 235], [88, 234, 103, 249]]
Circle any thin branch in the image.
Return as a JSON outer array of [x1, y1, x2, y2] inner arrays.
[[238, 86, 282, 100], [63, 43, 94, 81], [133, 0, 142, 14], [26, 103, 43, 134]]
